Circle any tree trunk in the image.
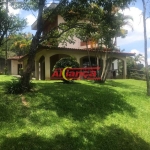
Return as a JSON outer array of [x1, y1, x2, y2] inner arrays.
[[95, 42, 112, 83], [20, 0, 45, 89], [142, 0, 150, 96], [100, 57, 112, 83], [103, 59, 112, 81], [101, 57, 106, 80]]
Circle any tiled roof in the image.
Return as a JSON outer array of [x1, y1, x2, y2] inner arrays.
[[19, 45, 135, 61], [39, 45, 135, 55], [8, 56, 23, 60]]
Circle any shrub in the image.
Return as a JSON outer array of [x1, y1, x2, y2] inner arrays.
[[4, 79, 34, 94], [4, 67, 8, 75], [53, 57, 79, 83], [53, 57, 79, 71], [130, 71, 146, 80]]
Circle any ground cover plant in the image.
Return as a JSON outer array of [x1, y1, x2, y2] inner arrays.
[[0, 75, 150, 150]]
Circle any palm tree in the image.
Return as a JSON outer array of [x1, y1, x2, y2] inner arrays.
[[133, 54, 144, 67], [114, 13, 133, 46]]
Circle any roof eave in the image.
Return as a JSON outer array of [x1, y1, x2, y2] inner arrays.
[[19, 46, 135, 61]]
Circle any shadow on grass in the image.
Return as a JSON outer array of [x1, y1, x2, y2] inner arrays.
[[1, 125, 150, 150], [0, 81, 149, 150], [0, 81, 7, 92], [0, 80, 136, 124], [0, 94, 30, 122], [29, 81, 136, 124]]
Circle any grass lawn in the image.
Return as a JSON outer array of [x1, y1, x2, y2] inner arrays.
[[0, 75, 150, 150]]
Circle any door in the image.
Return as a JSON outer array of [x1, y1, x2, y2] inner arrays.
[[18, 64, 22, 75]]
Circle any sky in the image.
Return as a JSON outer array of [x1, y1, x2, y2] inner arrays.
[[8, 0, 150, 64]]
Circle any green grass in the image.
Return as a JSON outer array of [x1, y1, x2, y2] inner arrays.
[[0, 75, 150, 150]]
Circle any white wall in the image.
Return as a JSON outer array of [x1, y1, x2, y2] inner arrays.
[[11, 60, 23, 75], [58, 15, 93, 49], [113, 59, 118, 75], [113, 59, 118, 70]]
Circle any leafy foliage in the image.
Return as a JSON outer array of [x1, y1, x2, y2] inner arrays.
[[9, 33, 32, 55], [53, 57, 79, 71], [4, 79, 34, 94], [59, 1, 134, 48], [53, 57, 79, 83], [0, 32, 32, 58], [37, 0, 136, 49], [130, 70, 145, 80], [126, 54, 145, 79], [0, 5, 27, 47]]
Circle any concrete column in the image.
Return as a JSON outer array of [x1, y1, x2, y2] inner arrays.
[[45, 56, 50, 80], [97, 57, 99, 66], [123, 59, 127, 79], [76, 57, 80, 66], [80, 58, 83, 67], [35, 61, 39, 80]]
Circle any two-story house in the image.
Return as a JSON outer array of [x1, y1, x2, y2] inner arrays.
[[19, 3, 135, 80]]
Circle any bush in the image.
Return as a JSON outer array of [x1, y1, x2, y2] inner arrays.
[[130, 72, 146, 80], [4, 67, 8, 75], [53, 57, 79, 83], [4, 79, 34, 94], [53, 57, 79, 71]]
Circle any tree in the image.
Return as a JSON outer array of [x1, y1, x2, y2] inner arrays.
[[113, 13, 133, 46], [126, 56, 134, 77], [73, 5, 134, 82], [0, 2, 27, 74], [133, 54, 144, 65], [126, 54, 144, 78], [9, 33, 32, 56], [0, 5, 27, 47], [0, 33, 32, 58], [141, 0, 150, 96], [9, 0, 135, 90]]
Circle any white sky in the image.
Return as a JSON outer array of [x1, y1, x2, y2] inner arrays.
[[118, 7, 150, 46]]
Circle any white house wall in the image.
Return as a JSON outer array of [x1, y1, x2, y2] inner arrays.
[[30, 48, 128, 80], [113, 60, 118, 70], [113, 59, 118, 75], [11, 60, 22, 75], [57, 15, 95, 49]]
